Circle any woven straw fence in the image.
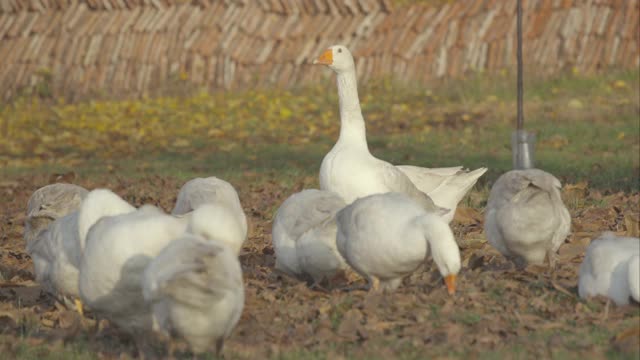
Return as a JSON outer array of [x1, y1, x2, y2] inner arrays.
[[0, 0, 637, 99]]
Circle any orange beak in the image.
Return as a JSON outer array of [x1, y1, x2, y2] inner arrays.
[[313, 49, 333, 65], [444, 274, 457, 295]]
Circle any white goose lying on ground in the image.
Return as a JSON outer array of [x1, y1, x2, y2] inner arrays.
[[484, 169, 571, 267], [142, 203, 245, 356], [27, 189, 135, 313], [24, 183, 88, 245], [336, 192, 461, 293], [313, 45, 486, 223], [578, 233, 640, 305], [272, 189, 349, 283]]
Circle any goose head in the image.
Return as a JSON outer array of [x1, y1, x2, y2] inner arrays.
[[313, 45, 355, 74], [25, 184, 88, 242], [421, 213, 461, 295], [433, 239, 461, 296]]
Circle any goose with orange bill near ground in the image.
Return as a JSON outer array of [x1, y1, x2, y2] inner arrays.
[[335, 192, 460, 293]]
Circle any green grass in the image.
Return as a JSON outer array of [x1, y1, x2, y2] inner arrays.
[[3, 68, 637, 191]]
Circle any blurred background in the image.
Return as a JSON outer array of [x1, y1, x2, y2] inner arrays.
[[0, 0, 638, 189]]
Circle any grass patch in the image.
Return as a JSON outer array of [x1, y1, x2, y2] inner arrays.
[[2, 69, 637, 190]]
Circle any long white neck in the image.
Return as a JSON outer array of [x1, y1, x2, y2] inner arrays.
[[336, 70, 368, 150], [418, 213, 461, 277]]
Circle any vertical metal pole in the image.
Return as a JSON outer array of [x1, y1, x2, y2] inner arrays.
[[517, 0, 524, 131]]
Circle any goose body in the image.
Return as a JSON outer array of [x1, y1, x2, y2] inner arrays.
[[79, 205, 188, 333], [484, 169, 571, 266], [172, 177, 248, 242], [24, 183, 88, 245], [27, 189, 135, 306], [335, 192, 460, 293], [313, 45, 485, 222], [314, 46, 444, 216], [578, 233, 640, 305], [272, 189, 348, 282], [142, 203, 245, 355]]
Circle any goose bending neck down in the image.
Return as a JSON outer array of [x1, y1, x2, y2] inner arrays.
[[335, 192, 460, 293], [417, 214, 460, 293]]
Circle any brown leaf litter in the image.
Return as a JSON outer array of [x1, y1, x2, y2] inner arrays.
[[0, 173, 638, 358]]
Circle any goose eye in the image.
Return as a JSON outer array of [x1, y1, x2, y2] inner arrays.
[[338, 48, 342, 53]]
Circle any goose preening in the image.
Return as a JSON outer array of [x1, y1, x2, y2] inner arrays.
[[79, 205, 189, 334], [24, 183, 88, 245], [313, 45, 486, 222], [335, 192, 461, 293], [142, 203, 245, 355], [26, 189, 135, 313], [578, 233, 640, 305], [484, 169, 571, 267], [272, 189, 349, 284], [172, 177, 248, 240]]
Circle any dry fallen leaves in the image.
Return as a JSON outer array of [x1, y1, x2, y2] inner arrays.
[[0, 172, 637, 358]]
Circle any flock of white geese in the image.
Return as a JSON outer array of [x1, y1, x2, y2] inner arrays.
[[20, 45, 639, 356]]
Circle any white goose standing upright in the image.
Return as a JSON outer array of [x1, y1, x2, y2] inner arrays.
[[313, 45, 486, 222]]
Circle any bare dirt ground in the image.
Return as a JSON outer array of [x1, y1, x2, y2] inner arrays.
[[1, 173, 639, 359]]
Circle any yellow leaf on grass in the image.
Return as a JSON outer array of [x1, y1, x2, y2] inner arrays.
[[208, 128, 224, 137], [172, 138, 189, 148], [612, 80, 628, 90]]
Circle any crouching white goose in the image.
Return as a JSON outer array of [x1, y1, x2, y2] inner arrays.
[[27, 189, 135, 313], [578, 233, 640, 305], [312, 45, 447, 217], [484, 169, 571, 267], [24, 183, 88, 245], [312, 45, 485, 222], [142, 203, 245, 355], [272, 189, 349, 283], [336, 192, 461, 293]]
